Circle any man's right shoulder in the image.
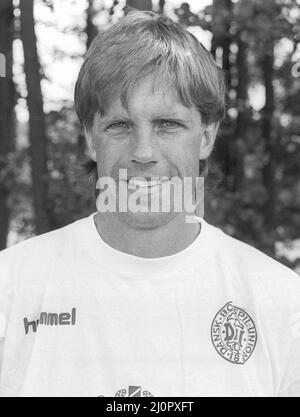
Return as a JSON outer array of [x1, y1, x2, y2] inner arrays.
[[0, 215, 90, 276]]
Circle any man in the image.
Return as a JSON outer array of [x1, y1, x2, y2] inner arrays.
[[0, 11, 299, 397]]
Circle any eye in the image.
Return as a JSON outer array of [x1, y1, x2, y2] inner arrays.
[[159, 120, 182, 129], [106, 121, 129, 131]]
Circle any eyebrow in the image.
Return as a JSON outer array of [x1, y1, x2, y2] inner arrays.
[[97, 115, 131, 126], [98, 111, 190, 123], [152, 112, 188, 119]]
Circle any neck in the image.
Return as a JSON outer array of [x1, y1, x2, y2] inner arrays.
[[93, 212, 201, 258]]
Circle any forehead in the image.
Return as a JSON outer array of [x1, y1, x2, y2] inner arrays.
[[99, 75, 197, 121]]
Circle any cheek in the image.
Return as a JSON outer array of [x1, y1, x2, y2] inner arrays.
[[162, 137, 200, 177], [187, 136, 201, 175], [95, 137, 128, 176]]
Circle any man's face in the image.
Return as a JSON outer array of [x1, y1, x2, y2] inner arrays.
[[87, 74, 217, 230]]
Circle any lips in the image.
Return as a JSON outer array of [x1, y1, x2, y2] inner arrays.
[[127, 177, 170, 189]]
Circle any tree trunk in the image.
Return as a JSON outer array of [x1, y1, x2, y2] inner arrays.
[[86, 0, 98, 49], [125, 0, 152, 11], [231, 31, 249, 190], [20, 0, 50, 234], [211, 0, 232, 83], [77, 0, 98, 157], [0, 0, 14, 250], [261, 43, 276, 232], [210, 0, 233, 190], [78, 0, 98, 155], [159, 0, 165, 14]]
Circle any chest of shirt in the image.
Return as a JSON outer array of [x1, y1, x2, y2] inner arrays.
[[2, 264, 284, 397]]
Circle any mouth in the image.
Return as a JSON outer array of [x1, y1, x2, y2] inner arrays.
[[127, 177, 170, 190]]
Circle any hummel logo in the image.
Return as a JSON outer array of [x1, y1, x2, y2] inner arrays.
[[23, 308, 76, 335]]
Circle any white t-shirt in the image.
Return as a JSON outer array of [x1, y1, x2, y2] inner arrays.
[[0, 214, 299, 397]]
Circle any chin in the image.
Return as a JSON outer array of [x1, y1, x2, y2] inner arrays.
[[116, 210, 178, 230]]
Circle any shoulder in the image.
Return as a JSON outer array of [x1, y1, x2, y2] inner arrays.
[[0, 216, 94, 334], [203, 220, 300, 304], [0, 215, 91, 279], [204, 220, 298, 276]]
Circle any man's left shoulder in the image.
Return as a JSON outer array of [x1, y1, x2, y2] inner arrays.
[[210, 224, 300, 291]]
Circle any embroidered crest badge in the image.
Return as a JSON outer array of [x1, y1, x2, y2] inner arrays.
[[211, 301, 257, 364]]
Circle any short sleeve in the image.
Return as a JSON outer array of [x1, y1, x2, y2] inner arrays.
[[278, 274, 300, 397]]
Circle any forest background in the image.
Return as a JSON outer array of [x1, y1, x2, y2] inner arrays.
[[0, 0, 299, 273]]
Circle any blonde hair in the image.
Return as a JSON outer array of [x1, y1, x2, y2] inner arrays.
[[75, 10, 226, 130]]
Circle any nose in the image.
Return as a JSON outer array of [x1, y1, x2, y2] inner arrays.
[[130, 127, 158, 165]]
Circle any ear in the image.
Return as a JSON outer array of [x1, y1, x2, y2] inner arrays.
[[84, 126, 97, 162], [199, 122, 219, 160]]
